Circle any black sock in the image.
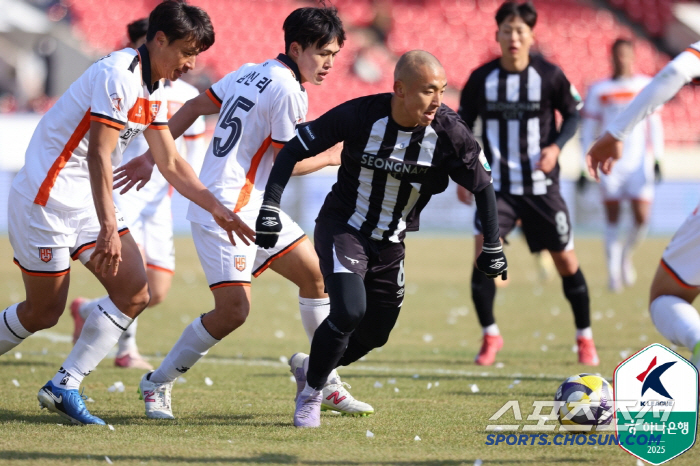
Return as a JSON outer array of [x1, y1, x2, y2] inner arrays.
[[307, 320, 351, 389], [471, 265, 496, 328], [562, 268, 590, 329]]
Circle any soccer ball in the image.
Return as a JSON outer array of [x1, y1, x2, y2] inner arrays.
[[555, 373, 613, 428]]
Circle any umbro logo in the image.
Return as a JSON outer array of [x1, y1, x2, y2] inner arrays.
[[344, 256, 359, 265], [176, 366, 190, 373], [262, 220, 278, 227], [490, 260, 505, 270]]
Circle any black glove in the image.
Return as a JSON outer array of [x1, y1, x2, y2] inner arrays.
[[255, 204, 282, 249], [476, 242, 508, 280], [576, 172, 588, 192], [654, 161, 662, 184]]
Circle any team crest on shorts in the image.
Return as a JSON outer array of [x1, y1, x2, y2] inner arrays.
[[234, 255, 246, 271], [39, 247, 52, 263]]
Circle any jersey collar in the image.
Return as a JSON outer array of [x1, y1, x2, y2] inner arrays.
[[137, 44, 160, 94], [275, 53, 302, 83]]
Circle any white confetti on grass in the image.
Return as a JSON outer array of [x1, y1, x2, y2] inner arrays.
[[12, 379, 19, 387], [470, 384, 479, 393], [279, 355, 288, 364], [14, 352, 21, 359], [177, 377, 187, 384], [366, 430, 374, 438], [414, 435, 421, 441], [495, 362, 505, 369], [105, 457, 113, 464], [107, 381, 124, 393], [427, 383, 432, 390], [204, 377, 214, 386], [620, 349, 631, 359], [546, 333, 555, 341], [387, 378, 396, 384], [540, 345, 548, 352], [394, 387, 400, 393], [373, 381, 383, 388], [434, 381, 439, 387], [474, 459, 483, 466], [289, 376, 296, 383], [422, 334, 433, 343], [108, 424, 115, 431], [274, 330, 285, 339]]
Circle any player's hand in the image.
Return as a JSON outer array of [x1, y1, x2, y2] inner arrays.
[[212, 204, 255, 246], [535, 144, 560, 174], [113, 152, 155, 194], [654, 161, 662, 184], [576, 171, 588, 192], [90, 225, 122, 277], [586, 132, 623, 181], [456, 184, 473, 205], [255, 204, 283, 249], [476, 241, 508, 280]]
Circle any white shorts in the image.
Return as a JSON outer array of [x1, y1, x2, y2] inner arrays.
[[191, 209, 306, 289], [8, 188, 129, 276], [600, 164, 654, 202], [661, 204, 700, 288], [114, 190, 175, 273]]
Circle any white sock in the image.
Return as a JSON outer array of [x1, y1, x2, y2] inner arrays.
[[0, 303, 32, 355], [299, 297, 330, 344], [53, 297, 132, 390], [483, 323, 500, 336], [576, 327, 593, 339], [623, 222, 649, 258], [650, 295, 700, 350], [604, 222, 621, 282], [300, 381, 320, 397], [78, 297, 102, 320], [150, 317, 219, 384], [116, 316, 138, 356]]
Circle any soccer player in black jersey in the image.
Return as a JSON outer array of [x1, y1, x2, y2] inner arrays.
[[255, 50, 506, 427], [457, 1, 599, 366]]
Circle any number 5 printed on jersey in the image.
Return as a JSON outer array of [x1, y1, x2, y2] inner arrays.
[[213, 96, 255, 157]]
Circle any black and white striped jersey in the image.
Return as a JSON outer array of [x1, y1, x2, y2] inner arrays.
[[294, 93, 492, 243], [458, 55, 581, 196]]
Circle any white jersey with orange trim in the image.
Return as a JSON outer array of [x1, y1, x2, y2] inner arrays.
[[187, 53, 308, 226], [12, 44, 168, 211], [606, 41, 700, 141], [581, 75, 663, 174], [118, 78, 206, 208]]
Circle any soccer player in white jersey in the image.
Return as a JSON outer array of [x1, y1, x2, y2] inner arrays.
[[581, 39, 664, 293], [70, 18, 207, 371], [119, 6, 374, 419], [0, 1, 253, 425], [588, 42, 700, 369]]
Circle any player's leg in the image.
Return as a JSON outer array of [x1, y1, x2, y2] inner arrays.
[[622, 170, 654, 287], [649, 209, 700, 369], [472, 193, 516, 365], [1, 190, 73, 354], [603, 199, 623, 292], [293, 219, 370, 427], [520, 193, 598, 365], [116, 206, 174, 369], [39, 230, 149, 425], [139, 221, 254, 419]]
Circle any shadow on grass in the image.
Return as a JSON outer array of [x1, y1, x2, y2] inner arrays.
[[0, 451, 597, 464]]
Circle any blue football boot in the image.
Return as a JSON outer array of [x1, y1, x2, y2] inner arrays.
[[37, 381, 106, 425]]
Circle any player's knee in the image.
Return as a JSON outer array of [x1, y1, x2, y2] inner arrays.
[[22, 301, 64, 331], [148, 289, 168, 307], [215, 299, 250, 334], [328, 303, 365, 333], [298, 272, 326, 299]]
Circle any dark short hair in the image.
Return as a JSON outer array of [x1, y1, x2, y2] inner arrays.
[[612, 38, 634, 52], [147, 0, 215, 53], [127, 18, 148, 44], [495, 1, 537, 29], [283, 5, 346, 54]]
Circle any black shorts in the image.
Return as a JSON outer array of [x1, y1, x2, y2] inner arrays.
[[474, 191, 572, 253], [314, 217, 406, 310]]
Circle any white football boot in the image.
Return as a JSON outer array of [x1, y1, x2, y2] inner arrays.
[[138, 372, 174, 419], [321, 371, 374, 416], [288, 352, 374, 416]]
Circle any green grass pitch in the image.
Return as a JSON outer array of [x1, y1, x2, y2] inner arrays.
[[0, 234, 698, 465]]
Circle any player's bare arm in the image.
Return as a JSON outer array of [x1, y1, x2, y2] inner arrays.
[[536, 144, 561, 173], [114, 93, 219, 193], [143, 127, 255, 245], [290, 142, 343, 176], [87, 121, 123, 277]]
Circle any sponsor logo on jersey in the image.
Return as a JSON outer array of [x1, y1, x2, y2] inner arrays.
[[360, 153, 430, 177], [234, 255, 246, 272], [150, 102, 160, 119], [479, 150, 491, 171], [303, 125, 315, 141], [110, 93, 122, 112], [39, 247, 52, 263]]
